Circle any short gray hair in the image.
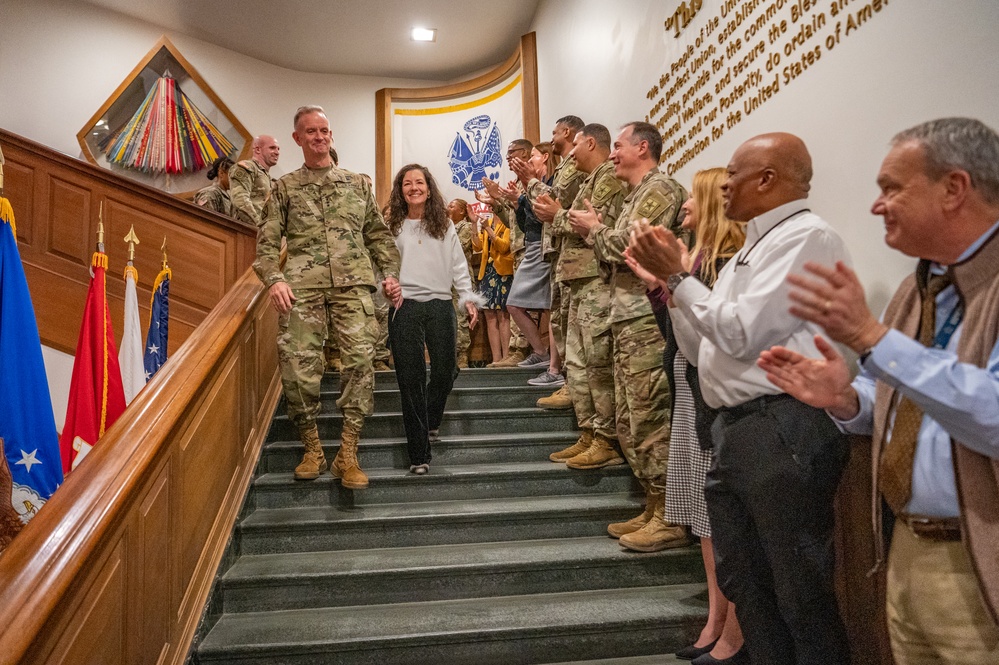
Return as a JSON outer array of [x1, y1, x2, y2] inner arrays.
[[892, 118, 999, 204], [294, 105, 326, 128]]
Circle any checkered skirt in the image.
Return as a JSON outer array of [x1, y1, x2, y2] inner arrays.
[[665, 351, 713, 538]]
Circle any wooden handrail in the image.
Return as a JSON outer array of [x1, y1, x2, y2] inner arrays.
[[0, 265, 280, 664]]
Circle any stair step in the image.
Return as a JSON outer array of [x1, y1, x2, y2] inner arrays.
[[323, 385, 559, 412], [269, 406, 578, 440], [221, 536, 704, 612], [260, 431, 580, 472], [237, 493, 644, 555], [252, 461, 639, 507], [197, 584, 707, 665], [544, 657, 684, 665], [323, 366, 551, 390]]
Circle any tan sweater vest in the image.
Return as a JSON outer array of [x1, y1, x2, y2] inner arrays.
[[871, 227, 999, 624]]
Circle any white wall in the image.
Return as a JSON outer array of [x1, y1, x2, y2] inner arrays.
[[530, 0, 999, 312], [0, 0, 442, 185]]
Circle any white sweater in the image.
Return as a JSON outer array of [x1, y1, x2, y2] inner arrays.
[[395, 219, 482, 306]]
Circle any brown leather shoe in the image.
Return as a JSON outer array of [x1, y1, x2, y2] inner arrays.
[[487, 350, 526, 368], [607, 490, 659, 538], [536, 384, 572, 410], [565, 433, 625, 469], [549, 430, 592, 462], [618, 500, 690, 552]]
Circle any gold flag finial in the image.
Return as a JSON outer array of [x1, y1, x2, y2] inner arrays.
[[160, 236, 169, 270], [123, 225, 140, 263], [0, 142, 5, 194], [97, 202, 105, 252]]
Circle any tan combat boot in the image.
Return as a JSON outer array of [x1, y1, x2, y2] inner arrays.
[[332, 423, 370, 490], [294, 425, 328, 481], [488, 349, 526, 368], [549, 429, 593, 462], [607, 489, 658, 538], [536, 384, 572, 410], [618, 497, 690, 552], [373, 359, 392, 372], [565, 433, 625, 469]]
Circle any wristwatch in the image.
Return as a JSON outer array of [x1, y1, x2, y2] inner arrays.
[[666, 272, 690, 293]]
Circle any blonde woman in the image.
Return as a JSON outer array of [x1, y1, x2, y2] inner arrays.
[[626, 167, 748, 665]]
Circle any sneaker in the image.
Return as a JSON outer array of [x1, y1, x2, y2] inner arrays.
[[517, 351, 551, 369], [528, 371, 565, 387], [409, 464, 430, 475]]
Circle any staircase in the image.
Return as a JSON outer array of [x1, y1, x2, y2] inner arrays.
[[194, 367, 707, 664]]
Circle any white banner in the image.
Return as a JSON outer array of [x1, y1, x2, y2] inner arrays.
[[392, 71, 524, 204]]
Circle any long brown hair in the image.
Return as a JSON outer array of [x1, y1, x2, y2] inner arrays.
[[533, 141, 560, 180], [689, 167, 746, 285], [386, 164, 450, 240]]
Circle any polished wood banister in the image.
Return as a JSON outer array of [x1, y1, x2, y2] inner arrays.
[[0, 265, 280, 664]]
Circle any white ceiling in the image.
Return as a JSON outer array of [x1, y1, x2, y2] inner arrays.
[[80, 0, 541, 80]]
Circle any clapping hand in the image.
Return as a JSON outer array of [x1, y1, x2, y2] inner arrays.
[[533, 193, 559, 223], [628, 220, 685, 281], [757, 337, 860, 420], [568, 199, 601, 237]]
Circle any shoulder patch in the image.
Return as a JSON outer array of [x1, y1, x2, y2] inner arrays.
[[637, 191, 668, 220], [591, 180, 615, 206]]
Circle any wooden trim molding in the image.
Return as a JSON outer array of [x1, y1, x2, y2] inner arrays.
[[0, 265, 280, 665], [374, 32, 540, 204], [0, 128, 257, 355]]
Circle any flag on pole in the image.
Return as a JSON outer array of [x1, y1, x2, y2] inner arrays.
[[119, 226, 145, 403], [144, 263, 170, 380], [0, 197, 64, 536], [59, 220, 127, 473]]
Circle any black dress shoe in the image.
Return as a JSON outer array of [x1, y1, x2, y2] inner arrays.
[[691, 646, 749, 665], [676, 639, 718, 660]]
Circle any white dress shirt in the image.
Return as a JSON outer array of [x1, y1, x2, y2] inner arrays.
[[670, 200, 852, 408]]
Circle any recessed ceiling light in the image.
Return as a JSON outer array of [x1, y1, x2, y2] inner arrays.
[[411, 27, 437, 42]]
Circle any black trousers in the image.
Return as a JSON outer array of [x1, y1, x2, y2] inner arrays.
[[706, 394, 851, 665], [388, 299, 458, 465]]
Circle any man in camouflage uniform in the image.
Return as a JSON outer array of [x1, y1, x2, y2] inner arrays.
[[448, 199, 477, 368], [230, 134, 280, 226], [570, 121, 688, 552], [254, 105, 401, 489], [534, 124, 625, 469], [481, 139, 534, 367], [518, 115, 587, 408]]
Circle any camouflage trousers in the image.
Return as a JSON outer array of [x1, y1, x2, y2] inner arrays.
[[549, 276, 570, 362], [324, 288, 390, 365], [611, 314, 670, 491], [564, 276, 615, 440], [453, 290, 470, 364], [278, 285, 378, 433]]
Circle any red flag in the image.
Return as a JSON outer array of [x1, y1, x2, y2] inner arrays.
[[59, 250, 126, 473]]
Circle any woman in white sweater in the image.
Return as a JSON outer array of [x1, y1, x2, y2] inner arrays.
[[384, 164, 481, 474]]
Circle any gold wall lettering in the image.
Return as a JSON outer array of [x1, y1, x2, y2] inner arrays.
[[647, 0, 892, 175]]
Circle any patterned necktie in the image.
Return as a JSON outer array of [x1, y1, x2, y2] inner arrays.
[[879, 271, 953, 515]]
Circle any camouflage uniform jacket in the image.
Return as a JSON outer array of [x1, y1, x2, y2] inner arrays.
[[550, 160, 626, 283], [526, 156, 586, 259], [489, 181, 526, 257], [254, 164, 400, 290], [454, 218, 476, 282], [590, 168, 686, 323], [193, 184, 234, 217], [229, 159, 273, 226]]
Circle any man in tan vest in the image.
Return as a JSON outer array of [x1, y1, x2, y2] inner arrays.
[[759, 117, 999, 664]]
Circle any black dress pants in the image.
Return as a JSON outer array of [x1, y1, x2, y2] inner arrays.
[[706, 394, 851, 665], [388, 299, 458, 466]]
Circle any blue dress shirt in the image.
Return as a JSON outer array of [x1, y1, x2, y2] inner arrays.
[[835, 220, 999, 517]]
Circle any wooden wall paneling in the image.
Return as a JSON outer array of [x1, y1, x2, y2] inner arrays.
[[23, 262, 93, 354], [175, 350, 241, 618], [4, 159, 36, 246], [138, 468, 173, 665], [240, 327, 259, 453], [39, 539, 128, 665], [46, 174, 93, 267]]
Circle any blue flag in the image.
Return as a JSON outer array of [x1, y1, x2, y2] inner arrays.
[[143, 267, 171, 380], [0, 199, 63, 527]]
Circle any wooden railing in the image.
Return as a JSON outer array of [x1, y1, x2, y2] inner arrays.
[[0, 265, 280, 664], [0, 129, 257, 355]]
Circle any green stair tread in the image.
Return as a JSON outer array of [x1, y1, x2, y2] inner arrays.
[[224, 536, 696, 582], [240, 493, 641, 527], [199, 584, 707, 655]]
